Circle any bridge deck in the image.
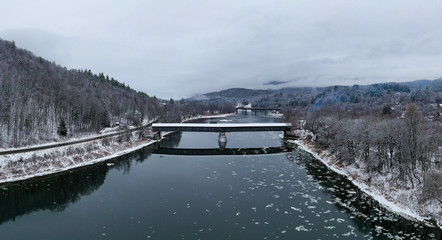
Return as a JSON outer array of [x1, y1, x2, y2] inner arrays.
[[152, 123, 291, 132], [235, 107, 280, 111]]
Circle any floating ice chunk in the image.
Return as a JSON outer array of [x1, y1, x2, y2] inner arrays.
[[291, 207, 302, 212], [295, 225, 310, 232], [336, 218, 345, 223], [265, 203, 274, 208], [375, 225, 383, 233]]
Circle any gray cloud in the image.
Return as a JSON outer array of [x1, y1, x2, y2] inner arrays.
[[1, 0, 442, 98], [1, 28, 70, 64], [263, 81, 289, 86]]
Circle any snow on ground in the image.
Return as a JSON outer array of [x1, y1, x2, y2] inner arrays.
[[289, 130, 442, 229], [0, 113, 232, 184], [182, 113, 236, 122], [98, 126, 121, 134], [0, 119, 158, 152], [0, 132, 164, 184]]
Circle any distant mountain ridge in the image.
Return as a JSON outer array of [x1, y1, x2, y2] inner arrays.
[[194, 78, 442, 109]]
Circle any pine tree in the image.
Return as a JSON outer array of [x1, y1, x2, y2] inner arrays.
[[57, 118, 67, 136], [382, 105, 392, 115]]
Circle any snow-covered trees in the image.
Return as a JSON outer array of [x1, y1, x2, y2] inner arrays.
[[0, 39, 163, 147], [301, 103, 441, 203], [0, 39, 235, 147]]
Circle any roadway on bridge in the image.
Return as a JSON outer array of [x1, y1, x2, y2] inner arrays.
[[152, 123, 292, 132]]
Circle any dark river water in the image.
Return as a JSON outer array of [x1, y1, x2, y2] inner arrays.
[[0, 114, 440, 239]]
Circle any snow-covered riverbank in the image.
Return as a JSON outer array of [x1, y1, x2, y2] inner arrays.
[[0, 135, 160, 184], [289, 131, 442, 229], [182, 113, 236, 122], [0, 113, 234, 184]]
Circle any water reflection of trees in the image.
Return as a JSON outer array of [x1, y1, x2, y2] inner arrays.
[[159, 132, 182, 148], [289, 147, 442, 239], [0, 146, 154, 225]]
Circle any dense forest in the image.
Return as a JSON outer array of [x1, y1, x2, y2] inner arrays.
[[0, 39, 233, 148], [200, 79, 441, 114]]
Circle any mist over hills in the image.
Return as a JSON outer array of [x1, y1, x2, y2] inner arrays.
[[195, 78, 442, 112]]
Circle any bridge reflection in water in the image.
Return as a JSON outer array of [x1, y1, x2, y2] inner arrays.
[[153, 145, 295, 156]]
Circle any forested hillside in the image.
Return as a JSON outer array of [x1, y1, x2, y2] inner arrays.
[[200, 80, 442, 117], [0, 39, 234, 148]]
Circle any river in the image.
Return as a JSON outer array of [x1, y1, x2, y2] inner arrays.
[[0, 113, 440, 239]]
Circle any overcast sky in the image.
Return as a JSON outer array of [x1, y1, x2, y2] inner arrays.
[[1, 0, 442, 98]]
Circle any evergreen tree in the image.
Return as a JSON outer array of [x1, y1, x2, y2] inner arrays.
[[57, 118, 67, 136], [382, 105, 392, 115]]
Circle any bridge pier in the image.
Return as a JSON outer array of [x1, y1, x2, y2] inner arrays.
[[218, 132, 227, 149], [218, 132, 227, 142]]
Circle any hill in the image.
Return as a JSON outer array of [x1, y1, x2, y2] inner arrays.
[[195, 79, 442, 113], [0, 39, 163, 147]]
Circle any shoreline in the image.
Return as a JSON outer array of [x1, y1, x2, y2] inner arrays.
[[290, 138, 442, 229], [0, 113, 234, 185], [0, 138, 161, 185]]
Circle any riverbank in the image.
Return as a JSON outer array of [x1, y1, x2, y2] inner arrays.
[[0, 113, 235, 184], [289, 130, 442, 229], [0, 134, 160, 184]]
